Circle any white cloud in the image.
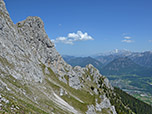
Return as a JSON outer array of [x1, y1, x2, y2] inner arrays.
[[51, 39, 55, 42], [68, 31, 93, 41], [52, 37, 73, 45], [121, 35, 134, 43], [52, 31, 94, 45], [122, 39, 134, 43], [124, 36, 131, 39]]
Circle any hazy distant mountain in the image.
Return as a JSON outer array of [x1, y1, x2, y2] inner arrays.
[[63, 54, 152, 105], [94, 49, 133, 65], [63, 56, 103, 72], [62, 55, 76, 61], [94, 49, 132, 56], [129, 51, 152, 68], [100, 57, 152, 76], [95, 50, 152, 68], [63, 53, 152, 76]]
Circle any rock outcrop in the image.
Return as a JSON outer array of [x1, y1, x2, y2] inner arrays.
[[0, 0, 133, 113]]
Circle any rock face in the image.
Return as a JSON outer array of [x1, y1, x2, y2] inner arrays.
[[0, 0, 133, 114]]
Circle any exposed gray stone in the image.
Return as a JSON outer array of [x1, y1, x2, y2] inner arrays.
[[60, 88, 64, 96], [104, 78, 113, 90], [86, 105, 96, 114], [95, 94, 117, 114], [94, 88, 98, 95], [0, 0, 120, 113], [110, 106, 117, 114]]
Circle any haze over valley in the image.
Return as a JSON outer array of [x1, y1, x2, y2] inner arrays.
[[63, 50, 152, 105]]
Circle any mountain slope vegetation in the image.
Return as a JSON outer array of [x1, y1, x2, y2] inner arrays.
[[63, 55, 152, 106], [114, 87, 152, 114]]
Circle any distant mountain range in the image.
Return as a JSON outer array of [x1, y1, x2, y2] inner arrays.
[[63, 56, 103, 72], [95, 50, 152, 68], [100, 57, 152, 76], [93, 49, 132, 57], [63, 50, 152, 76], [63, 50, 152, 105]]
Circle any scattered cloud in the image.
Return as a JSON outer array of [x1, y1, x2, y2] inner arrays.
[[52, 31, 94, 45], [122, 39, 134, 43], [54, 37, 73, 45], [124, 36, 131, 39], [121, 33, 134, 43]]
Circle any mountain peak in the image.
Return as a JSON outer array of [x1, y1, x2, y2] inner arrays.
[[16, 16, 44, 29], [94, 49, 131, 57], [0, 0, 9, 16], [16, 16, 55, 50], [0, 0, 14, 26]]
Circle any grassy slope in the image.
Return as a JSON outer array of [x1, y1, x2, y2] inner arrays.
[[0, 61, 113, 114], [0, 57, 150, 114]]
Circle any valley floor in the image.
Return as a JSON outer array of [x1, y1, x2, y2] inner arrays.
[[107, 75, 152, 105]]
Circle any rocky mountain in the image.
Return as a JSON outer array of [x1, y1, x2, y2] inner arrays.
[[0, 0, 152, 114], [94, 49, 132, 57], [95, 50, 152, 68], [100, 57, 152, 76], [63, 56, 103, 72], [100, 57, 141, 75], [63, 56, 152, 106], [129, 51, 152, 68], [63, 56, 152, 77]]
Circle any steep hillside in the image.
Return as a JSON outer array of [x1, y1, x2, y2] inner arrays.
[[114, 87, 152, 114]]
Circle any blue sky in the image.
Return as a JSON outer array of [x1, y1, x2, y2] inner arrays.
[[4, 0, 152, 56]]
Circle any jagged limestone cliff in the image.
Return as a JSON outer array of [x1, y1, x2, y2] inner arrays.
[[0, 0, 134, 113]]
